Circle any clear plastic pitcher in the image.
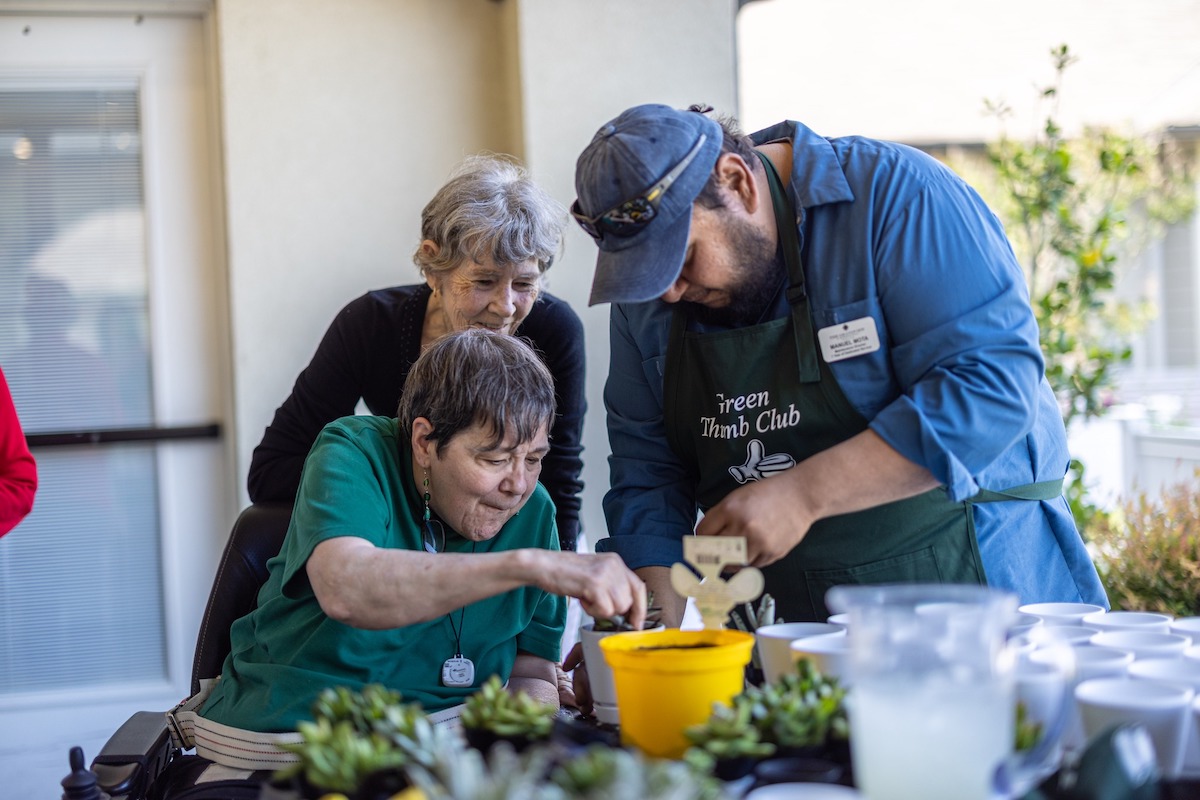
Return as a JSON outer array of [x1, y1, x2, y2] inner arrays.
[[827, 583, 1067, 800]]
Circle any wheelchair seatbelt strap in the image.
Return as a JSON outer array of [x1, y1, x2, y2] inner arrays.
[[167, 678, 466, 771]]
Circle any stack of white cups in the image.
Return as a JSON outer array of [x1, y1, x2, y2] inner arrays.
[[1018, 602, 1200, 780]]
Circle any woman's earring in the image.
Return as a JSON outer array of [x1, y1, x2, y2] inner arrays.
[[422, 469, 431, 523]]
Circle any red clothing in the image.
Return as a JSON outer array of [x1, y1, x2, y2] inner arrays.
[[0, 366, 36, 537]]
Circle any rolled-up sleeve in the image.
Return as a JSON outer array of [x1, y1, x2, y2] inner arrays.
[[853, 167, 1044, 502]]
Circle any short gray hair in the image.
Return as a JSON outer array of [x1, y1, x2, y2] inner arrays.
[[414, 154, 567, 276], [397, 329, 556, 454]]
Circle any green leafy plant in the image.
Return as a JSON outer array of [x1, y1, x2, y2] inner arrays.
[[410, 742, 561, 800], [730, 592, 780, 632], [968, 44, 1195, 431], [460, 675, 557, 742], [276, 684, 459, 796], [1015, 701, 1044, 752], [683, 659, 848, 773], [682, 700, 775, 775], [729, 592, 781, 675], [947, 45, 1195, 531], [1087, 473, 1200, 616], [549, 745, 727, 800], [746, 659, 849, 750]]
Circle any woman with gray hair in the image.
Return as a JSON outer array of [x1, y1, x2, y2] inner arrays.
[[248, 154, 585, 553], [196, 330, 643, 759]]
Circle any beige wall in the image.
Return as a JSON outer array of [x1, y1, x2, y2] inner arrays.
[[218, 0, 739, 544]]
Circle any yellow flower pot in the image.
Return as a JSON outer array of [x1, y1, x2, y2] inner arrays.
[[599, 628, 754, 759]]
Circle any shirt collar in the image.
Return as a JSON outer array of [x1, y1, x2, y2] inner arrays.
[[750, 120, 855, 211]]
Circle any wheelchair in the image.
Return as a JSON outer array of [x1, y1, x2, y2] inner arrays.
[[81, 504, 292, 800]]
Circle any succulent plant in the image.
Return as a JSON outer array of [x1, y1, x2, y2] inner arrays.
[[749, 659, 849, 749], [275, 683, 459, 796], [683, 700, 776, 763], [729, 593, 781, 673], [460, 675, 557, 741], [409, 741, 561, 800], [1014, 701, 1044, 752], [682, 658, 848, 775], [730, 592, 781, 632], [549, 745, 728, 800]]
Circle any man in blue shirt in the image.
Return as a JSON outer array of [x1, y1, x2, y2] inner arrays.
[[570, 103, 1107, 626]]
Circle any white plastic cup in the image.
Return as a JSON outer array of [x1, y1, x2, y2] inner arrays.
[[1082, 610, 1174, 633], [1075, 677, 1194, 778], [1170, 617, 1200, 641], [1032, 644, 1134, 756], [1091, 630, 1191, 661], [1019, 602, 1106, 626], [1127, 657, 1200, 775], [1026, 624, 1101, 647], [1015, 658, 1068, 763], [755, 622, 844, 684], [789, 632, 852, 685]]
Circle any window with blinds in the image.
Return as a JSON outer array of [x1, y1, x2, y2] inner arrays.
[[0, 85, 166, 692]]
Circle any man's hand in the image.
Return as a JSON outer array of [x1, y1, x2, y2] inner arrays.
[[696, 430, 940, 567], [695, 470, 813, 566]]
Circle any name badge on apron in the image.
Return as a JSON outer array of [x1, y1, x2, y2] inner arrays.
[[817, 316, 880, 363]]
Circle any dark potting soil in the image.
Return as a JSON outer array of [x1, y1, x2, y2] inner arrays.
[[635, 643, 719, 651]]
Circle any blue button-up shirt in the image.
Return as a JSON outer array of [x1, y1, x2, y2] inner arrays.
[[596, 120, 1107, 607]]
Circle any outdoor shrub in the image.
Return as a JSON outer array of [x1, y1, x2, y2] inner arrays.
[[1088, 473, 1200, 616]]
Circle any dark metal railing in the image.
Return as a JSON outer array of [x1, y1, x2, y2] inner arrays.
[[26, 422, 221, 448]]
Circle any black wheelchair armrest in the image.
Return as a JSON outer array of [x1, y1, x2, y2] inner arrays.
[[90, 711, 173, 799]]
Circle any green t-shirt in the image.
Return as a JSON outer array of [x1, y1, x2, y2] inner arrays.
[[200, 416, 565, 732]]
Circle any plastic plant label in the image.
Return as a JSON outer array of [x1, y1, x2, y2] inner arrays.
[[684, 535, 748, 579]]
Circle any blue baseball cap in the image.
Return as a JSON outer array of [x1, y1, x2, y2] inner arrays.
[[573, 104, 722, 305]]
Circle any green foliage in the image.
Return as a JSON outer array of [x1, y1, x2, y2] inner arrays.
[[1015, 702, 1044, 752], [412, 741, 729, 800], [682, 701, 776, 763], [684, 659, 848, 769], [272, 681, 737, 799], [277, 684, 440, 794], [729, 592, 781, 632], [957, 44, 1194, 430], [460, 675, 557, 740], [549, 746, 727, 800], [729, 593, 781, 671], [1087, 473, 1200, 615]]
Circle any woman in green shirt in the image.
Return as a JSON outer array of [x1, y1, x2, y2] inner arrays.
[[200, 330, 645, 738]]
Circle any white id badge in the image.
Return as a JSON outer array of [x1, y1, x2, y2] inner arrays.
[[817, 316, 881, 363], [441, 656, 475, 688]]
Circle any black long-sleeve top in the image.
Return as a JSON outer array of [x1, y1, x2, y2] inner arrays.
[[247, 284, 586, 551]]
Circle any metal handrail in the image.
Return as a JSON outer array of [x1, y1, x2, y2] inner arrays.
[[25, 423, 221, 448]]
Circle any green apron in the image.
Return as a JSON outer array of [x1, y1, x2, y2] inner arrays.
[[662, 152, 1061, 622]]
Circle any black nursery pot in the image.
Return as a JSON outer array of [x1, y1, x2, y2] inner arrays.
[[259, 766, 412, 800], [751, 755, 845, 788], [744, 663, 766, 688], [463, 725, 540, 756], [258, 774, 309, 800], [713, 754, 760, 781]]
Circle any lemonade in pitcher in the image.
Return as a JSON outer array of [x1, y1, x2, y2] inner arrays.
[[827, 583, 1060, 800], [851, 678, 1014, 800]]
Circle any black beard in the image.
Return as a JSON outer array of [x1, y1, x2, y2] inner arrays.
[[683, 222, 786, 327]]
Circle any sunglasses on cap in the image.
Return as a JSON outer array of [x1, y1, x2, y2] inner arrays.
[[571, 133, 708, 241]]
